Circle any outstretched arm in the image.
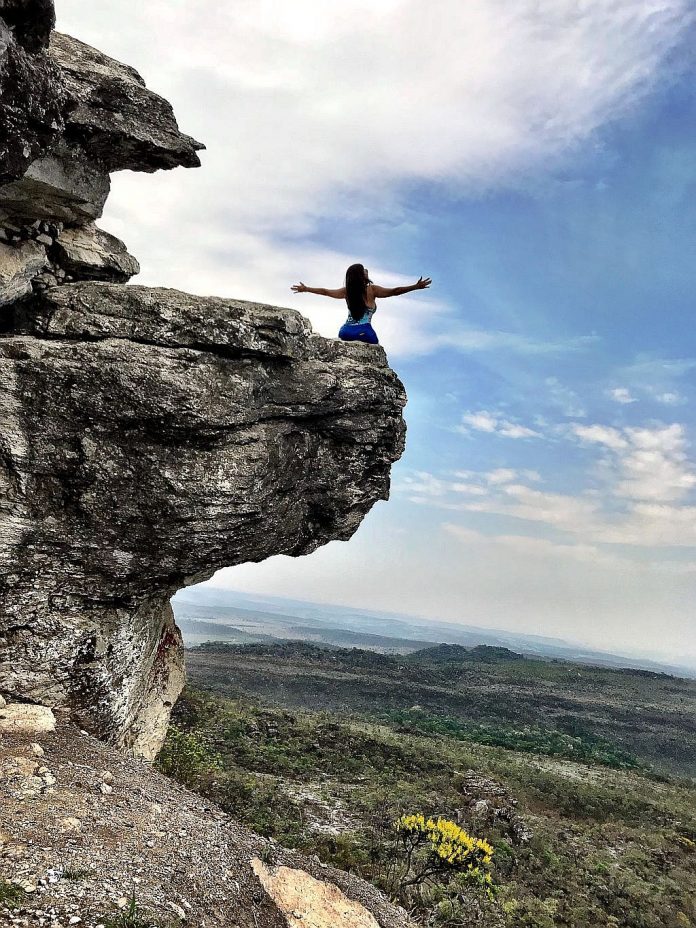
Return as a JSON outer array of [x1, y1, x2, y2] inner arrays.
[[291, 282, 346, 298], [371, 276, 431, 298]]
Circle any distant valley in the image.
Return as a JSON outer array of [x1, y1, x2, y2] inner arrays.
[[172, 586, 696, 677]]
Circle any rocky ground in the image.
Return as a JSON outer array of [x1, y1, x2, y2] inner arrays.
[[0, 704, 412, 928]]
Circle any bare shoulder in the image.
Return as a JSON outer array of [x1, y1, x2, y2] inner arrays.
[[369, 283, 391, 299]]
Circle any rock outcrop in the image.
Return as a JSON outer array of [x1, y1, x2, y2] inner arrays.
[[0, 0, 202, 292], [0, 0, 407, 765], [0, 5, 409, 926], [0, 283, 405, 758], [50, 32, 204, 173]]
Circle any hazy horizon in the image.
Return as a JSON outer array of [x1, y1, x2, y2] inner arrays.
[[175, 580, 696, 675]]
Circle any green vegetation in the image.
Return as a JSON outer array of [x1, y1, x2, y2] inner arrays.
[[157, 683, 696, 928], [62, 867, 91, 881], [186, 641, 696, 776], [0, 878, 25, 908], [381, 710, 643, 769], [102, 893, 172, 928]]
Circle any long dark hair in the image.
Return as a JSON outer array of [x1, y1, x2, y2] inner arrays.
[[345, 263, 371, 320]]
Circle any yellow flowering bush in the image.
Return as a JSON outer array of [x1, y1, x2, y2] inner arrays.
[[395, 813, 495, 900]]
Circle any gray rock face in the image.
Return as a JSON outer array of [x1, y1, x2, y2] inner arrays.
[[0, 2, 407, 776], [0, 240, 47, 305], [0, 9, 64, 184], [49, 33, 205, 173], [51, 222, 140, 282], [0, 4, 202, 302], [0, 137, 110, 224], [0, 282, 406, 756]]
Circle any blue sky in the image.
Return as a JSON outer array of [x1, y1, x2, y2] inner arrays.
[[57, 1, 696, 664]]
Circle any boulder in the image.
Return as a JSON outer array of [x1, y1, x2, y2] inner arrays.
[[49, 32, 205, 173], [0, 282, 406, 756], [52, 222, 140, 282], [0, 239, 47, 306], [252, 859, 382, 928], [0, 704, 56, 734]]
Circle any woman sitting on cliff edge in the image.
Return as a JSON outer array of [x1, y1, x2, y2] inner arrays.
[[291, 263, 431, 345]]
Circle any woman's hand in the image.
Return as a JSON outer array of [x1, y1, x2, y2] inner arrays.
[[291, 282, 308, 293], [415, 276, 432, 289]]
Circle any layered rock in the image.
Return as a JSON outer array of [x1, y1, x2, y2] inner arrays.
[[0, 283, 406, 757], [50, 222, 140, 281], [0, 0, 407, 768], [50, 32, 204, 172], [0, 1, 203, 300]]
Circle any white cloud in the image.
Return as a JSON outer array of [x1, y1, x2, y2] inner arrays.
[[410, 419, 696, 549], [613, 357, 696, 408], [443, 522, 621, 567], [486, 468, 518, 485], [459, 411, 541, 439], [573, 424, 628, 450], [450, 483, 489, 496], [576, 422, 696, 502], [655, 392, 685, 405], [397, 471, 449, 498], [461, 411, 498, 433], [545, 377, 587, 418], [496, 484, 601, 530], [499, 423, 540, 439], [608, 387, 637, 404], [616, 426, 696, 502], [54, 0, 694, 359], [57, 0, 694, 222]]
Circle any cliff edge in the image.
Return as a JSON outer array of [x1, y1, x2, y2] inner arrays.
[[0, 3, 409, 926], [0, 0, 406, 759]]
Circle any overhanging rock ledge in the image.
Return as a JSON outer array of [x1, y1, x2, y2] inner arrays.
[[0, 4, 410, 926], [0, 282, 407, 758], [0, 0, 407, 762]]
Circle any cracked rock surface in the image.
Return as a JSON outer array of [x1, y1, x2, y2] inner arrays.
[[0, 282, 406, 756]]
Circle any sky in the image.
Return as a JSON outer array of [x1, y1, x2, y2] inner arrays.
[[57, 1, 696, 665]]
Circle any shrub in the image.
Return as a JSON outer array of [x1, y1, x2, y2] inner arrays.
[[155, 725, 221, 786], [394, 814, 495, 899], [0, 879, 25, 908]]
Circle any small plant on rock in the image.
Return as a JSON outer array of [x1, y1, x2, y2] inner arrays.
[[155, 725, 222, 787], [63, 867, 90, 881], [0, 878, 25, 908], [102, 892, 173, 928]]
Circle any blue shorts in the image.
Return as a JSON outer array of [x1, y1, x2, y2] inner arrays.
[[338, 322, 379, 345]]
